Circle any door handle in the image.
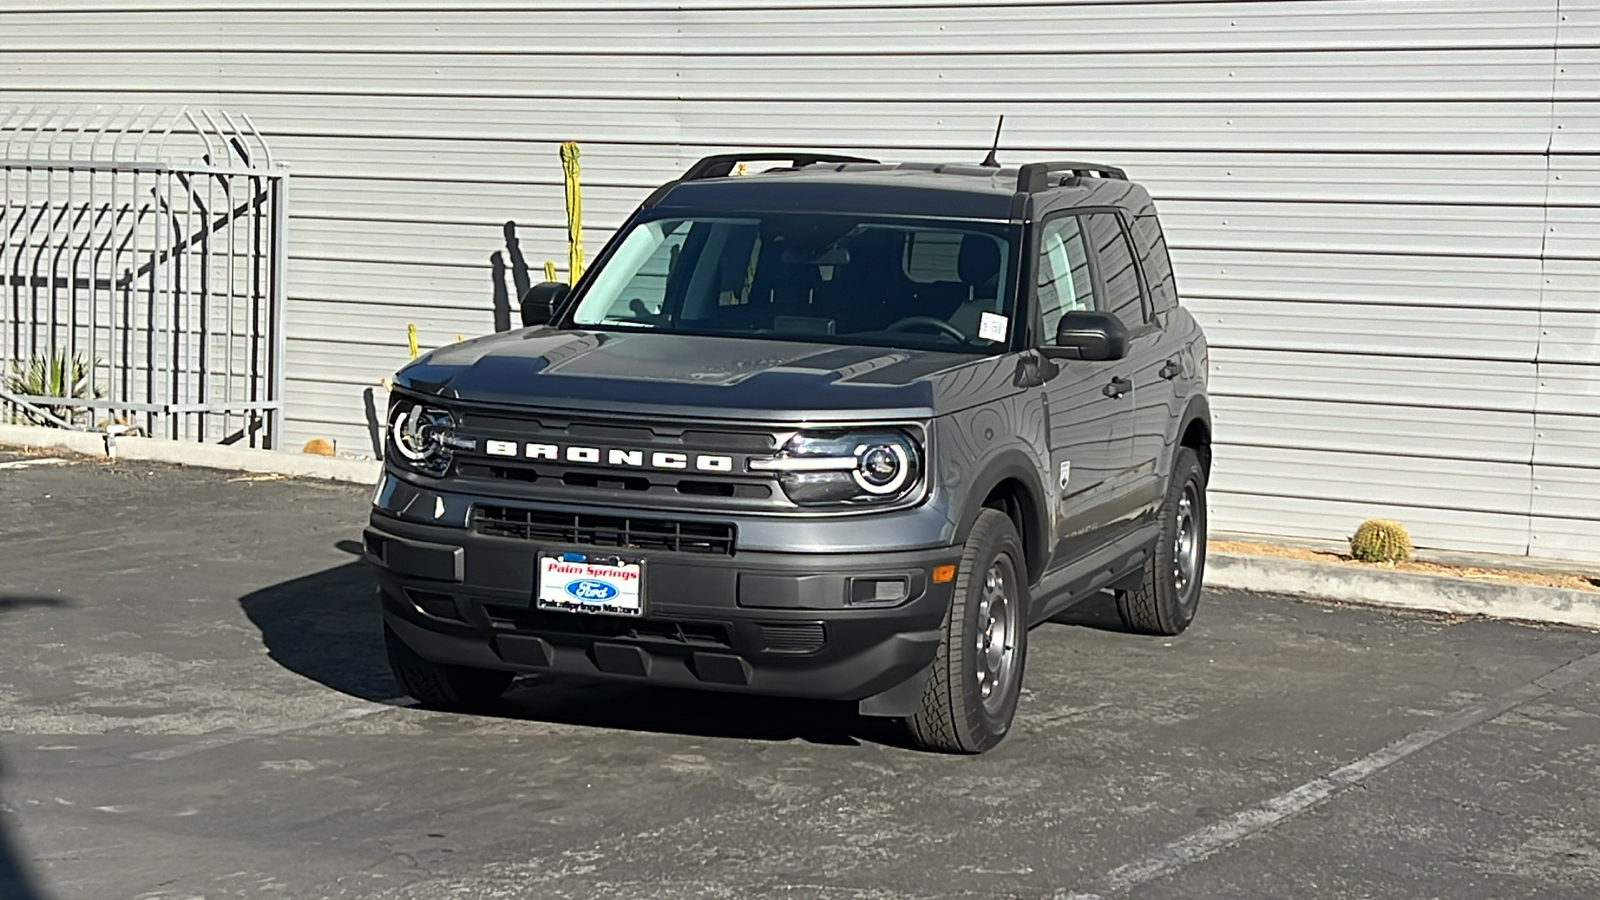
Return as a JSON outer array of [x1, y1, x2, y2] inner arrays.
[[1103, 376, 1131, 399], [1160, 358, 1183, 380]]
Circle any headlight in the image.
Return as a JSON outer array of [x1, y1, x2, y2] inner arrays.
[[751, 430, 922, 506], [387, 401, 456, 476]]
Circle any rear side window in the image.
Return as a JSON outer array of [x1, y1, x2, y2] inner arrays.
[[1082, 212, 1148, 330], [1131, 204, 1178, 316]]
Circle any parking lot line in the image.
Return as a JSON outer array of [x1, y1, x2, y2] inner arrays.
[[0, 457, 70, 470], [1058, 647, 1600, 900], [128, 699, 414, 762]]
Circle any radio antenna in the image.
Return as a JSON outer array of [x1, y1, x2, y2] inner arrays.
[[980, 115, 1005, 168]]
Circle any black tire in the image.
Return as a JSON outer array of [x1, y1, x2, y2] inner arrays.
[[907, 508, 1030, 754], [385, 624, 515, 711], [1116, 447, 1207, 636]]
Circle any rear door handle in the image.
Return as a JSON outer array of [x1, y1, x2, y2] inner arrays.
[[1160, 358, 1183, 380], [1103, 376, 1132, 399]]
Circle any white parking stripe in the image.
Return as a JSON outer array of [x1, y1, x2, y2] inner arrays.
[[1058, 648, 1600, 900], [0, 457, 70, 469], [130, 699, 415, 762]]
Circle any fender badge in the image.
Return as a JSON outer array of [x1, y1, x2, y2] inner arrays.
[[1059, 462, 1071, 490]]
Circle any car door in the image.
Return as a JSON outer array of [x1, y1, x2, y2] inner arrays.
[[1036, 214, 1135, 569], [1131, 205, 1192, 492], [1081, 211, 1167, 534]]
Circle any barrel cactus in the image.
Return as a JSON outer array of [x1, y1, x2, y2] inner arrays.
[[1349, 519, 1413, 563]]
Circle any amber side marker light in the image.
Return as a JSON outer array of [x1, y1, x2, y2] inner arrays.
[[932, 564, 957, 584]]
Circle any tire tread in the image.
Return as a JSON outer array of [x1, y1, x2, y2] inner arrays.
[[385, 625, 513, 711], [907, 509, 1024, 754], [1116, 448, 1206, 636]]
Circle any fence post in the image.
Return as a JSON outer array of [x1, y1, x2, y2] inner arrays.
[[267, 167, 288, 449]]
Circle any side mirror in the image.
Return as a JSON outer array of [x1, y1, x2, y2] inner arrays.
[[520, 281, 570, 328], [1043, 310, 1129, 361]]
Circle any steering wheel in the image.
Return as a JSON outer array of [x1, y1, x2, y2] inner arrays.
[[885, 316, 966, 343]]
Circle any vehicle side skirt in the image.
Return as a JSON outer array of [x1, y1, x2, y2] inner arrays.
[[1027, 521, 1161, 625]]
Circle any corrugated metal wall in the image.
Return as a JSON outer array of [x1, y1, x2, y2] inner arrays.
[[3, 0, 1596, 562]]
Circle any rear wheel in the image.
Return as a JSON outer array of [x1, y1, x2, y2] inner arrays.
[[907, 509, 1029, 754], [1116, 447, 1207, 636], [385, 625, 514, 711]]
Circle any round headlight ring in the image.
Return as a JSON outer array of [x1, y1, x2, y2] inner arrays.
[[852, 441, 911, 495], [389, 402, 455, 473]]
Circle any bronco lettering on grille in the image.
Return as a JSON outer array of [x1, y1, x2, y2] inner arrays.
[[483, 440, 735, 473]]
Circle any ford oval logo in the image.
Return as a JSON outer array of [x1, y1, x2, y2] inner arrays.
[[566, 579, 619, 602]]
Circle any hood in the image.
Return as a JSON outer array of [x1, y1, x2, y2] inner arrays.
[[394, 328, 1023, 419]]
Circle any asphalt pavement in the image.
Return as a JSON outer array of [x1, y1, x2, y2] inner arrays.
[[1, 448, 1598, 900]]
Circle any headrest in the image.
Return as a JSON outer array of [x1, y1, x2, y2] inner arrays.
[[958, 234, 1001, 288]]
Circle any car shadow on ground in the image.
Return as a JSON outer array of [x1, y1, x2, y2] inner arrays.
[[236, 545, 912, 749], [494, 677, 908, 748], [236, 556, 399, 703], [1047, 589, 1136, 633]]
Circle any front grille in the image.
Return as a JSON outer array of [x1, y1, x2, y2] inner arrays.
[[455, 462, 773, 500], [474, 505, 736, 556], [758, 622, 827, 655], [484, 605, 734, 649], [446, 409, 788, 512]]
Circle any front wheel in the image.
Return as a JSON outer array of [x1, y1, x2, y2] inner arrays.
[[385, 625, 515, 711], [1116, 447, 1207, 636], [907, 509, 1030, 754]]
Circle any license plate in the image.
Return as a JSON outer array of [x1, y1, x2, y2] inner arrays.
[[537, 552, 645, 617]]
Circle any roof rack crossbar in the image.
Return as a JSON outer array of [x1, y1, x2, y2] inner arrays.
[[1016, 161, 1128, 192], [678, 152, 879, 182]]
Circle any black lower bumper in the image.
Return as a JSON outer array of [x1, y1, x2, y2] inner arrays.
[[366, 512, 959, 714]]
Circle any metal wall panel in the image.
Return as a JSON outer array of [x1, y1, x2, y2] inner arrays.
[[2, 50, 1566, 102], [1187, 299, 1542, 362], [3, 0, 1597, 563], [0, 2, 1561, 53], [1534, 39, 1600, 560]]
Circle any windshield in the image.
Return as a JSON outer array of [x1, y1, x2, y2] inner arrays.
[[568, 213, 1018, 352]]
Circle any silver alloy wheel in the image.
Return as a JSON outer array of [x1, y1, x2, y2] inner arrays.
[[1174, 483, 1200, 596], [975, 555, 1020, 714]]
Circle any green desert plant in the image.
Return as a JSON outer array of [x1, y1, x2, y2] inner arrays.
[[3, 351, 103, 426], [1349, 518, 1413, 563]]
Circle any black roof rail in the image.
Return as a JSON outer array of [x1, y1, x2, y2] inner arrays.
[[1016, 161, 1128, 192], [679, 152, 880, 182], [641, 151, 882, 207]]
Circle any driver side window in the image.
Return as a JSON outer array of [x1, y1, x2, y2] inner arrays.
[[1036, 216, 1095, 342]]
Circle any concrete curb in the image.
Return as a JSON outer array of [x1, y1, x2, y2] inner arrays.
[[0, 423, 379, 484], [0, 422, 110, 457], [1208, 552, 1600, 631]]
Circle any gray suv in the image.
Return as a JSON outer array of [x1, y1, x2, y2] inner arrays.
[[366, 153, 1212, 753]]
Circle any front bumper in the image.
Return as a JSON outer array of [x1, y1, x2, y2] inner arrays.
[[366, 503, 959, 711]]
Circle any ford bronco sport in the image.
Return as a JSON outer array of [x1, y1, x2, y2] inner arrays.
[[366, 152, 1212, 753]]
